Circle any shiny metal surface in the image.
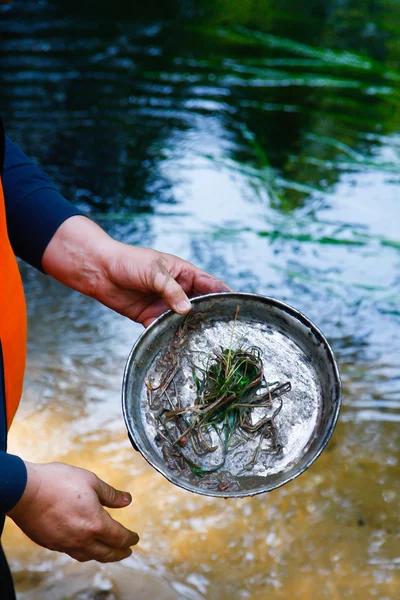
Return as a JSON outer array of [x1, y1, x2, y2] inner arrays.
[[122, 293, 341, 497]]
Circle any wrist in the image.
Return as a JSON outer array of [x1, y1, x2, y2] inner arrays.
[[6, 461, 41, 519], [42, 216, 115, 297]]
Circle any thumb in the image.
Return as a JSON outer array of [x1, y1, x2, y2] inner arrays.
[[152, 259, 192, 315], [94, 477, 132, 509]]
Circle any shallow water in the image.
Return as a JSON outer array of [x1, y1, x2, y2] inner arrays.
[[1, 0, 399, 598]]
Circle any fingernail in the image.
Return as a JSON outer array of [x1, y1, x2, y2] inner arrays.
[[133, 533, 140, 545], [122, 493, 132, 504], [176, 300, 191, 314]]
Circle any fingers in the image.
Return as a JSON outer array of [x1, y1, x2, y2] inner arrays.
[[121, 254, 231, 326], [191, 271, 232, 295], [68, 541, 133, 564], [138, 264, 231, 326], [152, 259, 192, 315], [134, 297, 171, 327], [152, 258, 230, 309], [93, 477, 132, 509], [97, 513, 140, 550], [92, 476, 139, 550]]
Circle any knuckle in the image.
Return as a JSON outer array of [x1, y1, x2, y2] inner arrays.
[[87, 518, 103, 536], [152, 258, 173, 290], [153, 271, 168, 294], [107, 486, 117, 503], [66, 538, 83, 550]]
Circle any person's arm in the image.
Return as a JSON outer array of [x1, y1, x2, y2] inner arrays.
[[41, 215, 230, 326], [2, 135, 84, 270], [7, 461, 139, 563], [0, 137, 139, 562], [1, 341, 138, 563], [1, 133, 229, 563], [0, 257, 139, 567], [3, 135, 229, 326]]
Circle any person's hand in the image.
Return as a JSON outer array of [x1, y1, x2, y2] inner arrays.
[[42, 216, 231, 327], [93, 242, 230, 326], [7, 462, 139, 563]]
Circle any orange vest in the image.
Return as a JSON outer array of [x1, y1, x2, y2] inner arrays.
[[0, 177, 27, 429]]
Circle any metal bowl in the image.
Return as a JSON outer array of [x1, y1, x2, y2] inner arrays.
[[122, 293, 341, 497]]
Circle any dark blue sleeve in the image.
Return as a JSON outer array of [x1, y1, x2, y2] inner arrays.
[[0, 452, 27, 514], [2, 136, 85, 271], [0, 343, 27, 514]]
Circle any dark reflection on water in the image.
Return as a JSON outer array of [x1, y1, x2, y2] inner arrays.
[[1, 1, 400, 599]]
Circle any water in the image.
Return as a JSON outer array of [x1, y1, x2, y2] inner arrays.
[[1, 0, 399, 598]]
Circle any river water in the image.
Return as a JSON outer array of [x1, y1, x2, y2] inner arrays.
[[1, 1, 399, 598]]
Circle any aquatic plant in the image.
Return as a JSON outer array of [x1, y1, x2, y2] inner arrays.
[[146, 308, 291, 478]]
